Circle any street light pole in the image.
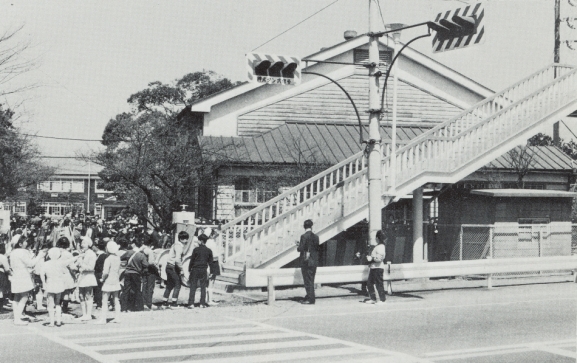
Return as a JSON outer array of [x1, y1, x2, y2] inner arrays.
[[367, 0, 383, 246], [388, 23, 405, 193]]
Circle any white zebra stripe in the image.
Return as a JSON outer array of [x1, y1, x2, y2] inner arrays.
[[105, 338, 342, 360], [71, 326, 273, 344], [89, 331, 301, 351], [162, 347, 367, 363]]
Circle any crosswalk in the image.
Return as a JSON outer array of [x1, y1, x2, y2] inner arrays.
[[35, 319, 427, 363], [423, 338, 577, 361]]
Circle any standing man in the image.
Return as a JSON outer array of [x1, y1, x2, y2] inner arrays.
[[365, 230, 386, 305], [161, 231, 188, 309], [186, 233, 213, 309], [120, 239, 149, 312], [204, 228, 221, 305], [140, 237, 157, 311], [296, 219, 319, 305], [95, 219, 109, 240]]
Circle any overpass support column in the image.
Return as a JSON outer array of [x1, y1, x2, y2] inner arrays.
[[412, 187, 424, 263]]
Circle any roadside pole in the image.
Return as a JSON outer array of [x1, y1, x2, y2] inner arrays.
[[367, 0, 383, 246]]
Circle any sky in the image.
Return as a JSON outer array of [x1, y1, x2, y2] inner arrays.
[[0, 0, 575, 160]]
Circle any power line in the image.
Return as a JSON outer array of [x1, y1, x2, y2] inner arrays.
[[23, 133, 103, 142], [39, 156, 81, 159], [251, 0, 341, 51], [561, 120, 577, 141], [377, 0, 387, 30]]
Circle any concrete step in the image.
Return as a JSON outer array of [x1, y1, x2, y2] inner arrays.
[[221, 263, 244, 273], [216, 272, 242, 285]]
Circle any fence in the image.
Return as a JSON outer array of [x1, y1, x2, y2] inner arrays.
[[435, 223, 576, 277], [382, 222, 577, 277], [446, 223, 576, 261]]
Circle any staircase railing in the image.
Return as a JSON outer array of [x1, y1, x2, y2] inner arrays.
[[221, 151, 367, 263], [220, 63, 576, 268], [386, 65, 577, 192]]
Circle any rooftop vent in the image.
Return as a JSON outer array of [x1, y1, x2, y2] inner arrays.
[[344, 30, 357, 40]]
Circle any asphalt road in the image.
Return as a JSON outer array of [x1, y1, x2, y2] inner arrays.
[[0, 276, 576, 363]]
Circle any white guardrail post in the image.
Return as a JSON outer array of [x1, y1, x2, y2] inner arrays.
[[386, 261, 393, 294], [267, 276, 275, 305]]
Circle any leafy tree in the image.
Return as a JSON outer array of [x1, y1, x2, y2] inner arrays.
[[528, 132, 577, 159], [91, 71, 240, 229], [527, 133, 555, 147], [0, 105, 52, 201], [126, 71, 238, 116]]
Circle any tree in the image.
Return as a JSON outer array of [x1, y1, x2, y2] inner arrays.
[[91, 71, 240, 230], [527, 133, 555, 147], [505, 146, 534, 189], [528, 132, 577, 159], [0, 105, 52, 201], [0, 25, 53, 205], [0, 25, 37, 99]]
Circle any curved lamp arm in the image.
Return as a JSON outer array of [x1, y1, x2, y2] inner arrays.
[[302, 71, 364, 144]]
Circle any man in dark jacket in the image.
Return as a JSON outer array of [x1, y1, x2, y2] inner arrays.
[[186, 234, 213, 309], [120, 239, 149, 312], [296, 219, 320, 305]]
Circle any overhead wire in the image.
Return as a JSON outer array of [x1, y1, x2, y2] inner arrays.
[[251, 0, 341, 51], [22, 133, 103, 142], [561, 120, 577, 141]]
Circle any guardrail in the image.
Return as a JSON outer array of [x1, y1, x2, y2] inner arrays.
[[245, 256, 577, 303]]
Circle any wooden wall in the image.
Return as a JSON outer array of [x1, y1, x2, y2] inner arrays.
[[237, 74, 463, 136]]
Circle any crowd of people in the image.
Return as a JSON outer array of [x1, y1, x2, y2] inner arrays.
[[0, 213, 222, 326]]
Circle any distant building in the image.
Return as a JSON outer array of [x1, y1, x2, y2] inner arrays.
[[4, 158, 125, 219]]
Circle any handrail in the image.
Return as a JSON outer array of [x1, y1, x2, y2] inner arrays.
[[397, 64, 575, 149], [450, 69, 577, 141], [244, 168, 369, 239], [396, 66, 577, 155], [221, 150, 365, 229]]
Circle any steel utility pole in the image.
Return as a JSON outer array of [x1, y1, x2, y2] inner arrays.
[[367, 0, 382, 246], [554, 0, 561, 144]]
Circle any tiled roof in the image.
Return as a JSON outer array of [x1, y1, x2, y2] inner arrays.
[[485, 146, 574, 171], [43, 158, 103, 177], [201, 124, 575, 171], [200, 122, 433, 165]]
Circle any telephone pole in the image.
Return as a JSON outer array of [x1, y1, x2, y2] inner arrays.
[[367, 0, 383, 246], [554, 0, 561, 144]]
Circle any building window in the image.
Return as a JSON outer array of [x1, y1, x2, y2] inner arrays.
[[38, 179, 84, 193], [39, 202, 84, 216], [14, 202, 26, 214], [518, 218, 550, 225], [0, 202, 27, 215], [95, 180, 113, 193], [429, 198, 438, 221], [94, 203, 102, 217]]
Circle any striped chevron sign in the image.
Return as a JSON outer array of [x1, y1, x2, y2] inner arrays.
[[431, 2, 485, 53], [246, 53, 301, 85]]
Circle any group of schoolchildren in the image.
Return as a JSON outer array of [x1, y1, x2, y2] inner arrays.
[[0, 215, 222, 327], [0, 233, 123, 326]]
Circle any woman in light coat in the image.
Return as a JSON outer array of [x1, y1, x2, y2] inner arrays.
[[40, 248, 75, 327], [76, 237, 97, 321], [9, 236, 42, 325], [95, 241, 121, 324]]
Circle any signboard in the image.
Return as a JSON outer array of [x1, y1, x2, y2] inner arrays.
[[246, 53, 301, 85]]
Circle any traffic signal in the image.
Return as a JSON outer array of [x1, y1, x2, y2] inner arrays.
[[247, 53, 301, 85], [428, 2, 485, 53]]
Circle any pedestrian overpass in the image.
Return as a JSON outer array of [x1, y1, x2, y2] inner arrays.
[[216, 64, 577, 286]]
